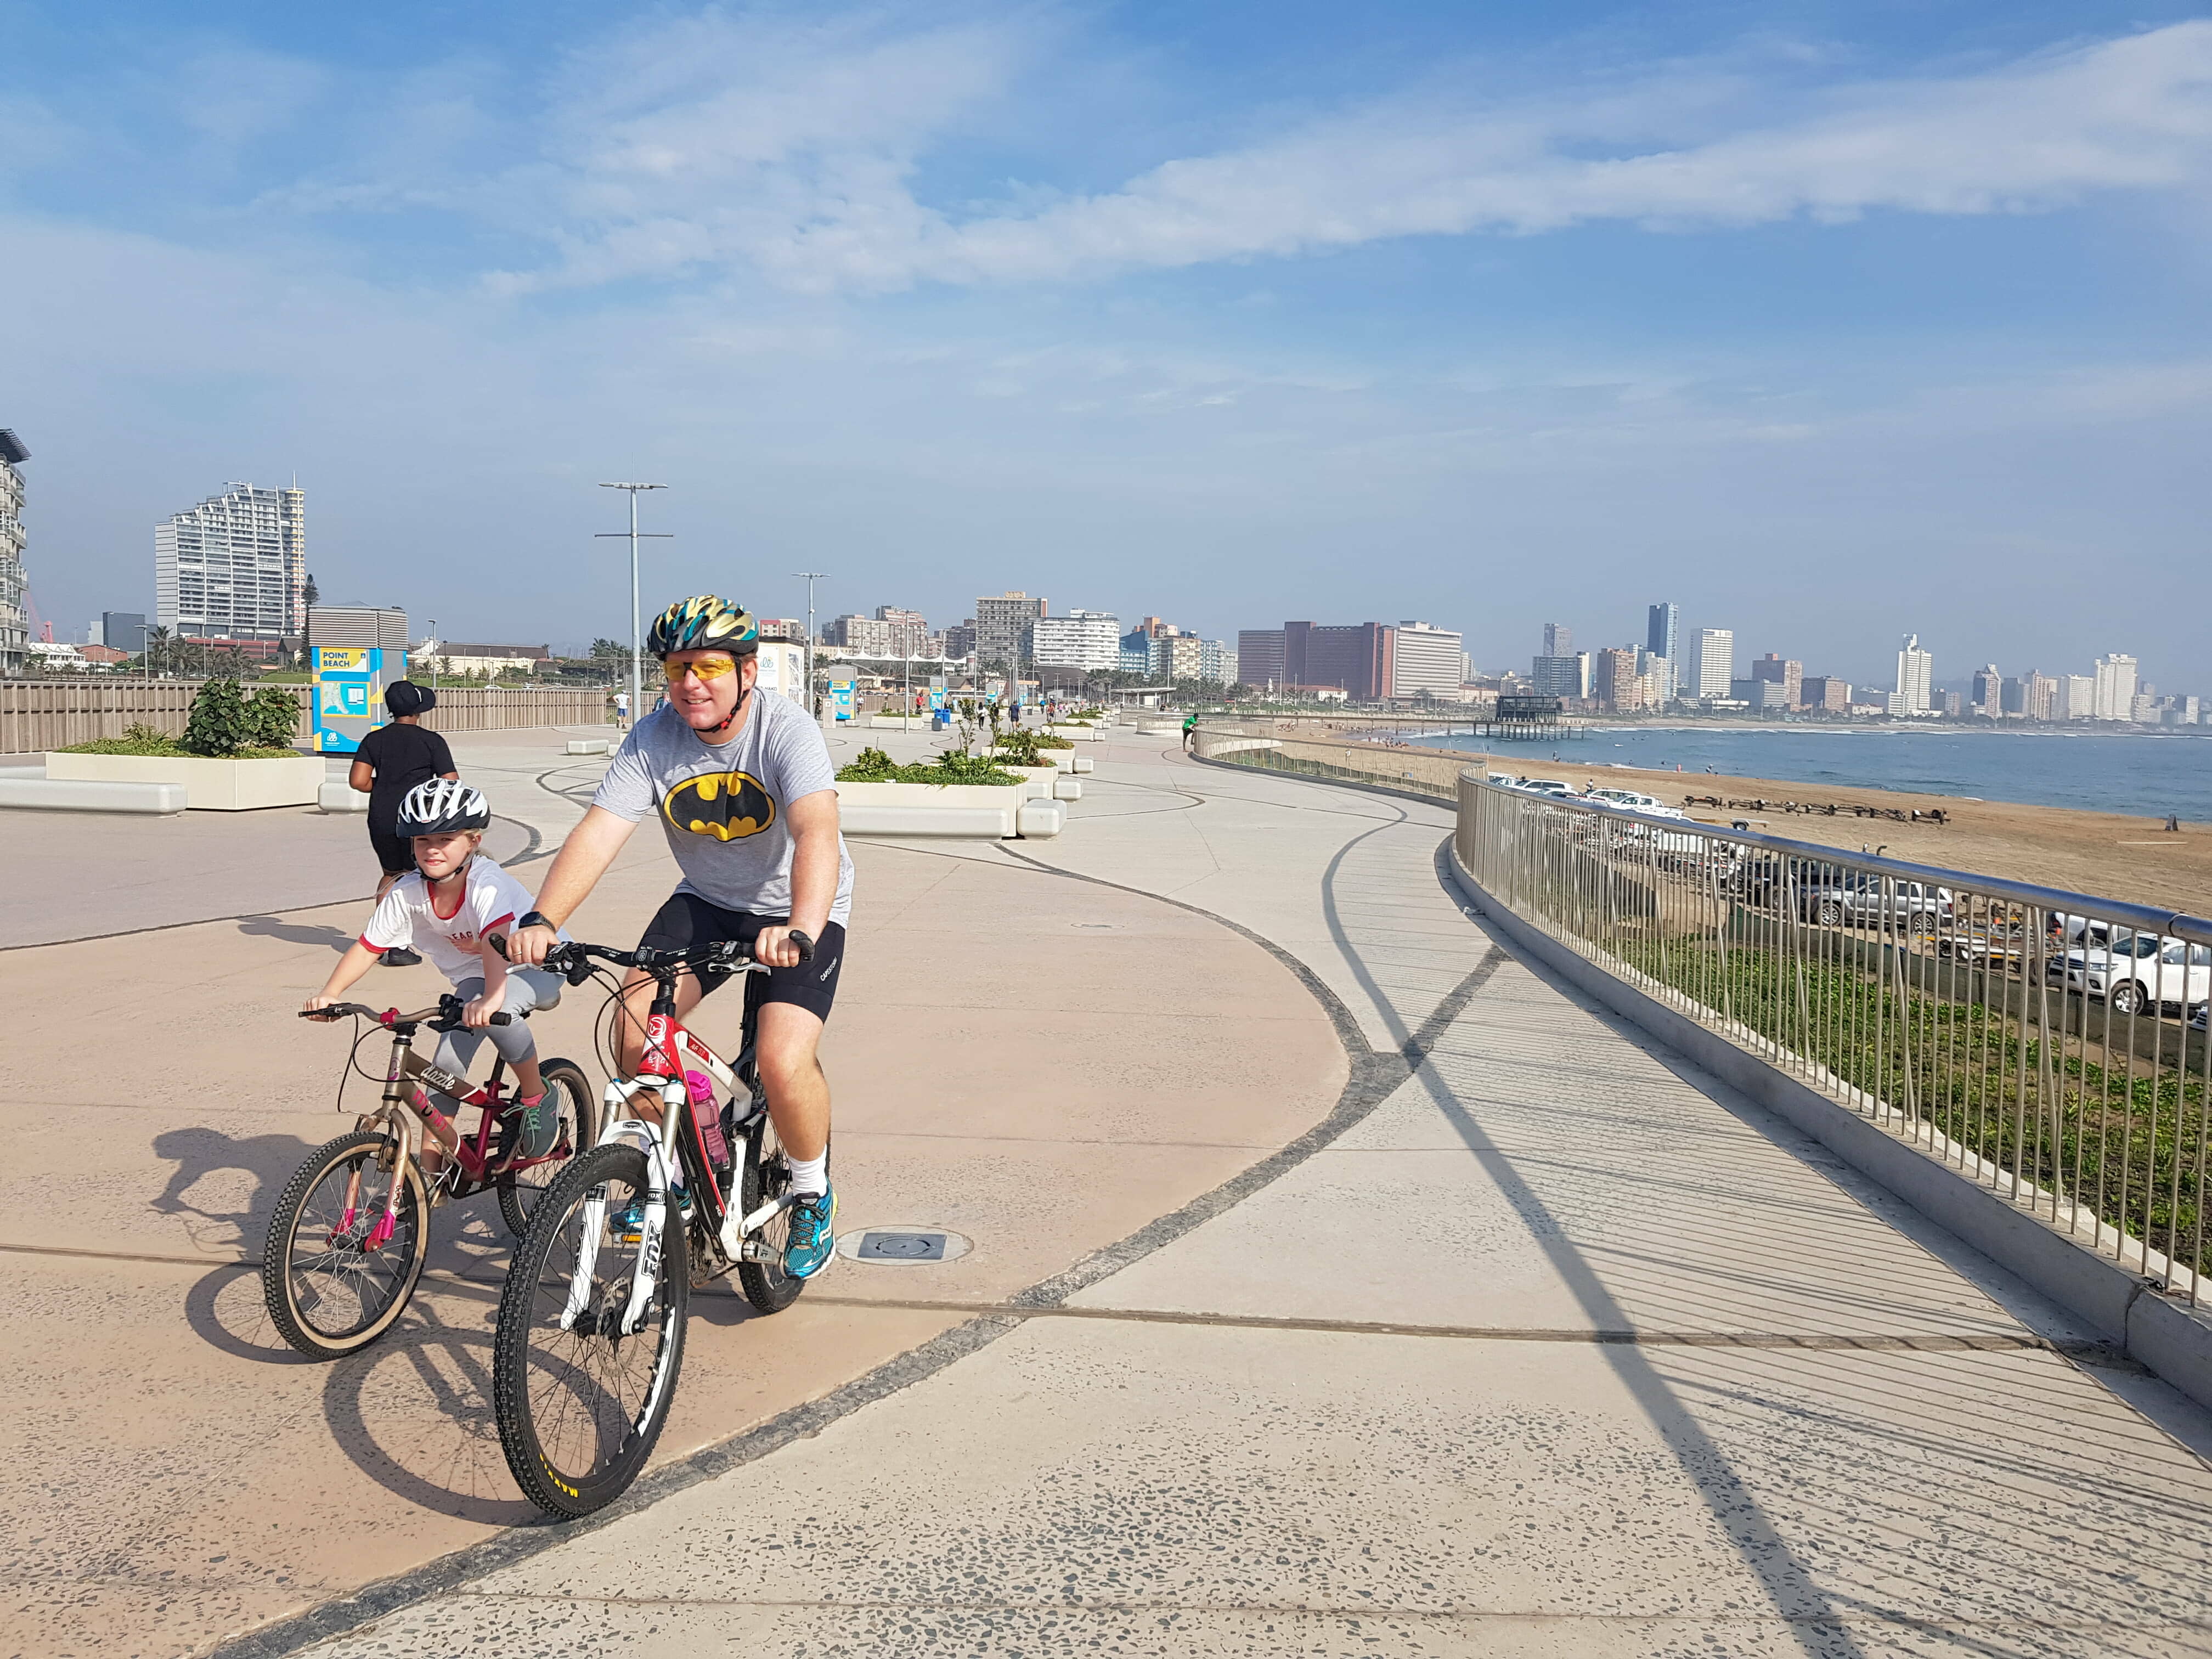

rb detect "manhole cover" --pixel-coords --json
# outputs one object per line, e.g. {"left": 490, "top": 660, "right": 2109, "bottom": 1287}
{"left": 860, "top": 1232, "right": 944, "bottom": 1261}
{"left": 836, "top": 1226, "right": 974, "bottom": 1266}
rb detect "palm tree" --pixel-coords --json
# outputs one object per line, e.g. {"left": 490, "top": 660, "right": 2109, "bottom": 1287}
{"left": 144, "top": 624, "right": 171, "bottom": 677}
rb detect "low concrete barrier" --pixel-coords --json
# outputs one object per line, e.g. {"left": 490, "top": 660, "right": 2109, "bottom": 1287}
{"left": 0, "top": 774, "right": 187, "bottom": 814}
{"left": 565, "top": 738, "right": 611, "bottom": 756}
{"left": 999, "top": 764, "right": 1062, "bottom": 801}
{"left": 44, "top": 752, "right": 324, "bottom": 810}
{"left": 1053, "top": 775, "right": 1082, "bottom": 801}
{"left": 1072, "top": 755, "right": 1093, "bottom": 774}
{"left": 1017, "top": 799, "right": 1066, "bottom": 838}
{"left": 318, "top": 779, "right": 369, "bottom": 813}
{"left": 834, "top": 780, "right": 1022, "bottom": 838}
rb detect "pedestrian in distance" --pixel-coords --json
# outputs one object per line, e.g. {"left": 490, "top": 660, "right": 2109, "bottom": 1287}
{"left": 614, "top": 688, "right": 630, "bottom": 731}
{"left": 349, "top": 680, "right": 458, "bottom": 964}
{"left": 1182, "top": 712, "right": 1198, "bottom": 752}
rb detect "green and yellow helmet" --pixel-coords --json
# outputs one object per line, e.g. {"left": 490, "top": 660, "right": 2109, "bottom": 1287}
{"left": 647, "top": 595, "right": 758, "bottom": 659}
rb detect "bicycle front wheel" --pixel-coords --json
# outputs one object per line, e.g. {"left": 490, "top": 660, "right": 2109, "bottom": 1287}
{"left": 494, "top": 1143, "right": 687, "bottom": 1517}
{"left": 262, "top": 1129, "right": 430, "bottom": 1360}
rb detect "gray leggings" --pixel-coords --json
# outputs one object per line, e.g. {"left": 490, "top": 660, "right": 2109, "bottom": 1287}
{"left": 432, "top": 969, "right": 563, "bottom": 1093}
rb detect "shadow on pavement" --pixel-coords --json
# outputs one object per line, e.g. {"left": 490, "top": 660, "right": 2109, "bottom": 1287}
{"left": 153, "top": 1126, "right": 320, "bottom": 1254}
{"left": 320, "top": 1287, "right": 539, "bottom": 1525}
{"left": 237, "top": 915, "right": 360, "bottom": 952}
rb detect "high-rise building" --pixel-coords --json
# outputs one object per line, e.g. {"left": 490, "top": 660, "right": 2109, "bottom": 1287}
{"left": 1541, "top": 622, "right": 1572, "bottom": 657}
{"left": 1751, "top": 652, "right": 1803, "bottom": 708}
{"left": 1594, "top": 647, "right": 1645, "bottom": 712}
{"left": 0, "top": 429, "right": 27, "bottom": 675}
{"left": 1237, "top": 629, "right": 1286, "bottom": 689}
{"left": 1391, "top": 621, "right": 1464, "bottom": 698}
{"left": 1201, "top": 639, "right": 1237, "bottom": 685}
{"left": 2092, "top": 653, "right": 2139, "bottom": 721}
{"left": 101, "top": 611, "right": 149, "bottom": 656}
{"left": 826, "top": 614, "right": 900, "bottom": 654}
{"left": 155, "top": 482, "right": 306, "bottom": 646}
{"left": 1297, "top": 622, "right": 1393, "bottom": 701}
{"left": 1531, "top": 653, "right": 1590, "bottom": 698}
{"left": 1031, "top": 608, "right": 1121, "bottom": 671}
{"left": 2021, "top": 669, "right": 2060, "bottom": 721}
{"left": 872, "top": 605, "right": 930, "bottom": 658}
{"left": 1691, "top": 629, "right": 1733, "bottom": 699}
{"left": 1645, "top": 603, "right": 1680, "bottom": 703}
{"left": 1894, "top": 634, "right": 1934, "bottom": 714}
{"left": 974, "top": 591, "right": 1046, "bottom": 669}
{"left": 1971, "top": 664, "right": 2003, "bottom": 715}
{"left": 943, "top": 619, "right": 978, "bottom": 659}
{"left": 2063, "top": 674, "right": 2096, "bottom": 720}
{"left": 1801, "top": 676, "right": 1850, "bottom": 712}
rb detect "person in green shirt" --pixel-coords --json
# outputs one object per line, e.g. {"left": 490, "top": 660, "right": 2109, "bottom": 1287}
{"left": 1182, "top": 712, "right": 1198, "bottom": 752}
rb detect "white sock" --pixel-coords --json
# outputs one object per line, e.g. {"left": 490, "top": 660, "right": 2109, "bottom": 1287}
{"left": 787, "top": 1153, "right": 828, "bottom": 1197}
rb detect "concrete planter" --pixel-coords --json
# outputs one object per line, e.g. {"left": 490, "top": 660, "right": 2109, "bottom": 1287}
{"left": 1046, "top": 724, "right": 1102, "bottom": 741}
{"left": 833, "top": 780, "right": 1023, "bottom": 838}
{"left": 867, "top": 715, "right": 929, "bottom": 730}
{"left": 997, "top": 765, "right": 1062, "bottom": 800}
{"left": 46, "top": 752, "right": 324, "bottom": 811}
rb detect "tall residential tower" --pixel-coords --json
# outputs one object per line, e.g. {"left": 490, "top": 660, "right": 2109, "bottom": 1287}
{"left": 155, "top": 482, "right": 306, "bottom": 647}
{"left": 0, "top": 430, "right": 26, "bottom": 674}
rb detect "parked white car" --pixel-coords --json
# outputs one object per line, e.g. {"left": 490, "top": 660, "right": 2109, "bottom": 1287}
{"left": 1581, "top": 787, "right": 1686, "bottom": 819}
{"left": 2063, "top": 932, "right": 2212, "bottom": 1018}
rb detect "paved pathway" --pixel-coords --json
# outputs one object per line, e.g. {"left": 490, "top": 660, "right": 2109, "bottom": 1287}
{"left": 278, "top": 729, "right": 2212, "bottom": 1658}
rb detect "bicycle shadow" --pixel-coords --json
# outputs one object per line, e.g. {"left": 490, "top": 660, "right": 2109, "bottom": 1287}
{"left": 236, "top": 915, "right": 360, "bottom": 952}
{"left": 151, "top": 1126, "right": 319, "bottom": 1259}
{"left": 318, "top": 1282, "right": 541, "bottom": 1525}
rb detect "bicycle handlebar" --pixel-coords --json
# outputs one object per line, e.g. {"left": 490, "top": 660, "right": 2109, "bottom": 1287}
{"left": 298, "top": 997, "right": 511, "bottom": 1029}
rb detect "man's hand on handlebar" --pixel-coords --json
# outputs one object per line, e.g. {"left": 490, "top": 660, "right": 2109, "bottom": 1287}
{"left": 506, "top": 922, "right": 559, "bottom": 968}
{"left": 753, "top": 925, "right": 815, "bottom": 970}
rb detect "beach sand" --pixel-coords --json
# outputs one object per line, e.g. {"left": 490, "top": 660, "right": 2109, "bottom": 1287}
{"left": 1430, "top": 747, "right": 2211, "bottom": 913}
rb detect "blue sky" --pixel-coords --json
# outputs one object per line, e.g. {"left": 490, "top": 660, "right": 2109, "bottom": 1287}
{"left": 2, "top": 0, "right": 2208, "bottom": 689}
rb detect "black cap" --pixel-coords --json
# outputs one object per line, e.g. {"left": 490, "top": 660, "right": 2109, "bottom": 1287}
{"left": 385, "top": 680, "right": 436, "bottom": 716}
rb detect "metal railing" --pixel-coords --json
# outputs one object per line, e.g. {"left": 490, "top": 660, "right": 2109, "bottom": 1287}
{"left": 1455, "top": 776, "right": 2212, "bottom": 1304}
{"left": 1190, "top": 715, "right": 1469, "bottom": 801}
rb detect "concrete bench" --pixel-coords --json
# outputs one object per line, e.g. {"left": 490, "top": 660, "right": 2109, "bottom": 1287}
{"left": 0, "top": 775, "right": 188, "bottom": 815}
{"left": 1017, "top": 798, "right": 1066, "bottom": 838}
{"left": 565, "top": 738, "right": 611, "bottom": 756}
{"left": 318, "top": 779, "right": 370, "bottom": 813}
{"left": 1053, "top": 775, "right": 1082, "bottom": 801}
{"left": 1072, "top": 755, "right": 1094, "bottom": 774}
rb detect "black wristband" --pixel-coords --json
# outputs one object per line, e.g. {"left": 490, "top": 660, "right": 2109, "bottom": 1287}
{"left": 518, "top": 911, "right": 554, "bottom": 932}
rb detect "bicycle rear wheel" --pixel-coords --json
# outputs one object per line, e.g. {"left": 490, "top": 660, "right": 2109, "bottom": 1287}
{"left": 497, "top": 1059, "right": 600, "bottom": 1237}
{"left": 262, "top": 1129, "right": 430, "bottom": 1360}
{"left": 735, "top": 1110, "right": 812, "bottom": 1316}
{"left": 493, "top": 1143, "right": 687, "bottom": 1517}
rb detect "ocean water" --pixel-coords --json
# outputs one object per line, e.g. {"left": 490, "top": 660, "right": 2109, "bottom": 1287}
{"left": 1421, "top": 726, "right": 2212, "bottom": 822}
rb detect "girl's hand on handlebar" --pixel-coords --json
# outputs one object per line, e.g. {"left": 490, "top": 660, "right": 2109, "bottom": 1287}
{"left": 301, "top": 994, "right": 340, "bottom": 1020}
{"left": 464, "top": 994, "right": 498, "bottom": 1030}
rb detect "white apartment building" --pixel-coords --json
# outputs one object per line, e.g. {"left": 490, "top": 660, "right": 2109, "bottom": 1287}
{"left": 1031, "top": 608, "right": 1122, "bottom": 672}
{"left": 1202, "top": 639, "right": 1237, "bottom": 685}
{"left": 156, "top": 482, "right": 306, "bottom": 644}
{"left": 873, "top": 605, "right": 930, "bottom": 658}
{"left": 2093, "top": 653, "right": 2140, "bottom": 721}
{"left": 1391, "top": 620, "right": 1465, "bottom": 698}
{"left": 1691, "top": 628, "right": 1734, "bottom": 699}
{"left": 1894, "top": 633, "right": 1934, "bottom": 714}
{"left": 0, "top": 429, "right": 26, "bottom": 674}
{"left": 2064, "top": 674, "right": 2097, "bottom": 720}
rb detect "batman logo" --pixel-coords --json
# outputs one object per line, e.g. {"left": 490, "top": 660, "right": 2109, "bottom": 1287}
{"left": 663, "top": 769, "right": 776, "bottom": 841}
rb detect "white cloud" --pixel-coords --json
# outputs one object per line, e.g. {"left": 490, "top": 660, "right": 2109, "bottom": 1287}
{"left": 478, "top": 19, "right": 2212, "bottom": 293}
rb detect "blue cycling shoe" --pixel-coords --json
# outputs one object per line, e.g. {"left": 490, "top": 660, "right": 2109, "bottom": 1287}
{"left": 610, "top": 1186, "right": 687, "bottom": 1244}
{"left": 783, "top": 1188, "right": 837, "bottom": 1279}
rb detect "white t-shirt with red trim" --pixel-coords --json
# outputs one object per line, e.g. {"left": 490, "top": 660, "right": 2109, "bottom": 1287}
{"left": 359, "top": 857, "right": 562, "bottom": 985}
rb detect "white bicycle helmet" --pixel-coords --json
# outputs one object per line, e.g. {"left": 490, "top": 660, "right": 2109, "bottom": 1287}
{"left": 394, "top": 778, "right": 491, "bottom": 836}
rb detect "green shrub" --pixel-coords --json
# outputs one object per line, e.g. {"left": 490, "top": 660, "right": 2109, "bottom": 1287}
{"left": 835, "top": 745, "right": 1020, "bottom": 786}
{"left": 171, "top": 679, "right": 301, "bottom": 757}
{"left": 63, "top": 715, "right": 294, "bottom": 759}
{"left": 245, "top": 685, "right": 302, "bottom": 749}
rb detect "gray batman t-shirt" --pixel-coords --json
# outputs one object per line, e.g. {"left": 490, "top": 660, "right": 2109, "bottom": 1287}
{"left": 594, "top": 692, "right": 853, "bottom": 926}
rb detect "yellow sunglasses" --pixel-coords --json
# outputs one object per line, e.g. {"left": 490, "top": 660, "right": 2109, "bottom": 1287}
{"left": 663, "top": 654, "right": 739, "bottom": 683}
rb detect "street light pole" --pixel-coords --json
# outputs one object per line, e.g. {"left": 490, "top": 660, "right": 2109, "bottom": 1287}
{"left": 597, "top": 482, "right": 670, "bottom": 727}
{"left": 793, "top": 571, "right": 827, "bottom": 719}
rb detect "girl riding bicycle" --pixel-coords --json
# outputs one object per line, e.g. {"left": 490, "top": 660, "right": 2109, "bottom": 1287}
{"left": 303, "top": 780, "right": 572, "bottom": 1169}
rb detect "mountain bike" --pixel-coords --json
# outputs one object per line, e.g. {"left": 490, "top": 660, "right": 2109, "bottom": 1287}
{"left": 491, "top": 933, "right": 817, "bottom": 1518}
{"left": 262, "top": 995, "right": 597, "bottom": 1361}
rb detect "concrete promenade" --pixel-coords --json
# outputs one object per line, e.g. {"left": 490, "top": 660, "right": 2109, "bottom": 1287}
{"left": 7, "top": 723, "right": 2212, "bottom": 1656}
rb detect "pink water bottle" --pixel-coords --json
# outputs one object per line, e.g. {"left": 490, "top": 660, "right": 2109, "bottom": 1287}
{"left": 685, "top": 1071, "right": 729, "bottom": 1167}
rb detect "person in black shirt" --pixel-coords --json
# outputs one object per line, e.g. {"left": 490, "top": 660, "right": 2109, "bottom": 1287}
{"left": 351, "top": 682, "right": 459, "bottom": 949}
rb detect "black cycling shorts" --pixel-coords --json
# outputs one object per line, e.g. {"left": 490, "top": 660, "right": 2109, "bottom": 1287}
{"left": 368, "top": 823, "right": 416, "bottom": 876}
{"left": 637, "top": 892, "right": 845, "bottom": 1023}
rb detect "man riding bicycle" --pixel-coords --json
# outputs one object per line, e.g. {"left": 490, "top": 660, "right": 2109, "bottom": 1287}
{"left": 509, "top": 595, "right": 851, "bottom": 1279}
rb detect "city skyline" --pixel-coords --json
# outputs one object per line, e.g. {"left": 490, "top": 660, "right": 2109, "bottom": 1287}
{"left": 2, "top": 4, "right": 2209, "bottom": 687}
